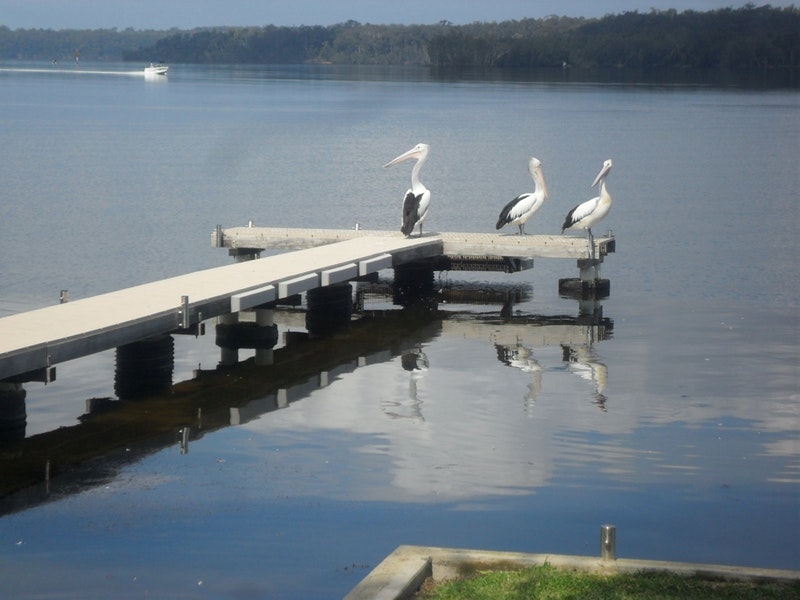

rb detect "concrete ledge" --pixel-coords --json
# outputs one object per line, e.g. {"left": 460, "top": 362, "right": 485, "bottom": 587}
{"left": 344, "top": 546, "right": 431, "bottom": 600}
{"left": 345, "top": 545, "right": 800, "bottom": 599}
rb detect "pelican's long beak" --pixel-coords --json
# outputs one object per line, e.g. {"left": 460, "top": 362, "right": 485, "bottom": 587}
{"left": 591, "top": 159, "right": 613, "bottom": 187}
{"left": 384, "top": 146, "right": 420, "bottom": 168}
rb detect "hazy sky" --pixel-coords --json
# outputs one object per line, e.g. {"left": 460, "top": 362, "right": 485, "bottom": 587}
{"left": 0, "top": 1, "right": 793, "bottom": 30}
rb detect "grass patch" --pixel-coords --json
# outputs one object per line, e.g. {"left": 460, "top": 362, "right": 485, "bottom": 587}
{"left": 414, "top": 563, "right": 800, "bottom": 599}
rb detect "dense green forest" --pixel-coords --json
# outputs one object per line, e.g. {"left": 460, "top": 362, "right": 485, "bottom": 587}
{"left": 1, "top": 5, "right": 797, "bottom": 70}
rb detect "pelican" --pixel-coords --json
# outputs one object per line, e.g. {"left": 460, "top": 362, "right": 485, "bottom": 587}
{"left": 496, "top": 157, "right": 548, "bottom": 235}
{"left": 561, "top": 159, "right": 613, "bottom": 258}
{"left": 384, "top": 143, "right": 431, "bottom": 237}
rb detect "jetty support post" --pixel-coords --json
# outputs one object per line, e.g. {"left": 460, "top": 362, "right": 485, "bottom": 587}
{"left": 557, "top": 233, "right": 614, "bottom": 298}
{"left": 579, "top": 258, "right": 601, "bottom": 283}
{"left": 0, "top": 381, "right": 27, "bottom": 444}
{"left": 254, "top": 307, "right": 275, "bottom": 365}
{"left": 215, "top": 312, "right": 237, "bottom": 365}
{"left": 215, "top": 306, "right": 279, "bottom": 366}
{"left": 559, "top": 258, "right": 610, "bottom": 299}
{"left": 215, "top": 312, "right": 238, "bottom": 366}
{"left": 393, "top": 260, "right": 437, "bottom": 308}
{"left": 114, "top": 335, "right": 175, "bottom": 400}
{"left": 229, "top": 248, "right": 261, "bottom": 262}
{"left": 306, "top": 283, "right": 353, "bottom": 337}
{"left": 219, "top": 281, "right": 281, "bottom": 365}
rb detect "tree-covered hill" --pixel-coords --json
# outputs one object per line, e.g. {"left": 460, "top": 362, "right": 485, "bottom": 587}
{"left": 0, "top": 26, "right": 168, "bottom": 62}
{"left": 1, "top": 5, "right": 797, "bottom": 70}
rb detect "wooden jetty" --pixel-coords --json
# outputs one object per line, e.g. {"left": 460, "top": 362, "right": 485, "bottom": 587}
{"left": 0, "top": 227, "right": 614, "bottom": 384}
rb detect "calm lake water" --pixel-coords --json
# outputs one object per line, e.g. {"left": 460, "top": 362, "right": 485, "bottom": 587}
{"left": 0, "top": 62, "right": 798, "bottom": 598}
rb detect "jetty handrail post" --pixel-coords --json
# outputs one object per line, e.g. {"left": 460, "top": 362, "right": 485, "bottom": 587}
{"left": 180, "top": 295, "right": 190, "bottom": 329}
{"left": 600, "top": 524, "right": 616, "bottom": 561}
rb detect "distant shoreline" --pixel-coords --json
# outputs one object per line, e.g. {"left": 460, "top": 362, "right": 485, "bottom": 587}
{"left": 2, "top": 6, "right": 798, "bottom": 71}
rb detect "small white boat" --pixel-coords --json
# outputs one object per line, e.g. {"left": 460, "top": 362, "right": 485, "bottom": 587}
{"left": 144, "top": 63, "right": 169, "bottom": 76}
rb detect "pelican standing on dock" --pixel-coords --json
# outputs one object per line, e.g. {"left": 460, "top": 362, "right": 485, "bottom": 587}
{"left": 561, "top": 159, "right": 613, "bottom": 258}
{"left": 496, "top": 156, "right": 548, "bottom": 235}
{"left": 384, "top": 143, "right": 431, "bottom": 237}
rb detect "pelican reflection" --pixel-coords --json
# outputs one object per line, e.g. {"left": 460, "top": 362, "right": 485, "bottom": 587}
{"left": 383, "top": 348, "right": 428, "bottom": 421}
{"left": 563, "top": 343, "right": 608, "bottom": 411}
{"left": 496, "top": 343, "right": 542, "bottom": 412}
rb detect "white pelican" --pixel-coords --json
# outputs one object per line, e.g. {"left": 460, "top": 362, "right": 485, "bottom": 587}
{"left": 561, "top": 159, "right": 613, "bottom": 258}
{"left": 384, "top": 143, "right": 431, "bottom": 237}
{"left": 496, "top": 157, "right": 548, "bottom": 235}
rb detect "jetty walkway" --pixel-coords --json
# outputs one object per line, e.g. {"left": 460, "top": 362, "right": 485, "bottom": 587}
{"left": 0, "top": 235, "right": 435, "bottom": 383}
{"left": 0, "top": 228, "right": 614, "bottom": 384}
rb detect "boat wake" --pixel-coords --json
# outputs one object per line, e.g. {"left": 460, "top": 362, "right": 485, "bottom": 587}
{"left": 0, "top": 67, "right": 158, "bottom": 78}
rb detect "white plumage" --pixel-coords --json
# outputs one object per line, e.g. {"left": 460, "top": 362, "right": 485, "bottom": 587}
{"left": 496, "top": 156, "right": 548, "bottom": 235}
{"left": 561, "top": 158, "right": 613, "bottom": 258}
{"left": 383, "top": 143, "right": 431, "bottom": 237}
